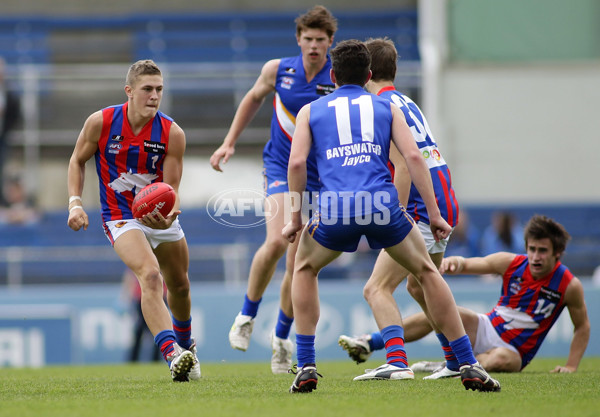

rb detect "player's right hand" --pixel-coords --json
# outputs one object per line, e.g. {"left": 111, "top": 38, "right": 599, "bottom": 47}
{"left": 282, "top": 221, "right": 303, "bottom": 243}
{"left": 550, "top": 365, "right": 576, "bottom": 373}
{"left": 67, "top": 207, "right": 89, "bottom": 231}
{"left": 210, "top": 144, "right": 235, "bottom": 172}
{"left": 439, "top": 256, "right": 465, "bottom": 274}
{"left": 429, "top": 215, "right": 452, "bottom": 242}
{"left": 140, "top": 210, "right": 180, "bottom": 230}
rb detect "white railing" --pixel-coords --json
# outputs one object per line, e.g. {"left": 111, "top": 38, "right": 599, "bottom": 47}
{"left": 0, "top": 243, "right": 251, "bottom": 288}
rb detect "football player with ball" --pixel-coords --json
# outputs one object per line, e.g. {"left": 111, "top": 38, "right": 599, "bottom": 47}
{"left": 67, "top": 59, "right": 200, "bottom": 382}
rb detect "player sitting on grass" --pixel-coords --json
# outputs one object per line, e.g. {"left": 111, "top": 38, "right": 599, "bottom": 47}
{"left": 339, "top": 215, "right": 590, "bottom": 377}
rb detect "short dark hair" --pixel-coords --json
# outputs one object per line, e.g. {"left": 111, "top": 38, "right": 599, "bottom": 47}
{"left": 330, "top": 40, "right": 371, "bottom": 86}
{"left": 524, "top": 214, "right": 571, "bottom": 256}
{"left": 126, "top": 59, "right": 161, "bottom": 87}
{"left": 364, "top": 37, "right": 397, "bottom": 82}
{"left": 295, "top": 5, "right": 338, "bottom": 39}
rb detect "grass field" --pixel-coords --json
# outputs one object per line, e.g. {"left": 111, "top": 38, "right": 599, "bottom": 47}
{"left": 1, "top": 357, "right": 598, "bottom": 417}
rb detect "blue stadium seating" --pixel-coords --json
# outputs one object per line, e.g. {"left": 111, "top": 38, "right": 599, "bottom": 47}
{"left": 132, "top": 11, "right": 419, "bottom": 63}
{"left": 0, "top": 18, "right": 50, "bottom": 64}
{"left": 0, "top": 10, "right": 420, "bottom": 65}
{"left": 462, "top": 204, "right": 600, "bottom": 275}
{"left": 1, "top": 203, "right": 598, "bottom": 286}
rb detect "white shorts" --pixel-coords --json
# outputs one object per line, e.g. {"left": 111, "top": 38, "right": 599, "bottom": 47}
{"left": 473, "top": 313, "right": 520, "bottom": 356}
{"left": 103, "top": 218, "right": 185, "bottom": 249}
{"left": 417, "top": 221, "right": 452, "bottom": 254}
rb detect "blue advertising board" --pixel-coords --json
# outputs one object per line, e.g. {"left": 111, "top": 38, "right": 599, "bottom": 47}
{"left": 0, "top": 280, "right": 598, "bottom": 368}
{"left": 0, "top": 304, "right": 72, "bottom": 366}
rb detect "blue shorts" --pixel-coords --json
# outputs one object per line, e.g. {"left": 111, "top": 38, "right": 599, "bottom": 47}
{"left": 306, "top": 204, "right": 415, "bottom": 252}
{"left": 263, "top": 141, "right": 320, "bottom": 196}
{"left": 262, "top": 165, "right": 321, "bottom": 196}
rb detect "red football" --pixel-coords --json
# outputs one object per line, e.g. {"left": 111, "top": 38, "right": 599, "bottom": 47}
{"left": 131, "top": 182, "right": 176, "bottom": 219}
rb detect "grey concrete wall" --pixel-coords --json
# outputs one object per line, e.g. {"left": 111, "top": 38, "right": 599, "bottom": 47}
{"left": 439, "top": 63, "right": 600, "bottom": 205}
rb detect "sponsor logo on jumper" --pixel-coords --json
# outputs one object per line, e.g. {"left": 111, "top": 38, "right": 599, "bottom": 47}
{"left": 326, "top": 142, "right": 382, "bottom": 167}
{"left": 111, "top": 135, "right": 124, "bottom": 142}
{"left": 143, "top": 141, "right": 166, "bottom": 154}
{"left": 108, "top": 142, "right": 123, "bottom": 154}
{"left": 316, "top": 84, "right": 335, "bottom": 95}
{"left": 509, "top": 276, "right": 523, "bottom": 294}
{"left": 539, "top": 286, "right": 562, "bottom": 304}
{"left": 268, "top": 180, "right": 287, "bottom": 189}
{"left": 281, "top": 76, "right": 294, "bottom": 90}
{"left": 284, "top": 67, "right": 296, "bottom": 74}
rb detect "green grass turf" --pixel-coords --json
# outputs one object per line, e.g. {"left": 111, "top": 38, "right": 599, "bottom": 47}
{"left": 1, "top": 357, "right": 598, "bottom": 417}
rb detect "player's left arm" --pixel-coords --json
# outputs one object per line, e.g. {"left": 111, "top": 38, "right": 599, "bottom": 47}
{"left": 283, "top": 104, "right": 312, "bottom": 243}
{"left": 142, "top": 122, "right": 185, "bottom": 229}
{"left": 550, "top": 276, "right": 590, "bottom": 373}
{"left": 389, "top": 142, "right": 410, "bottom": 207}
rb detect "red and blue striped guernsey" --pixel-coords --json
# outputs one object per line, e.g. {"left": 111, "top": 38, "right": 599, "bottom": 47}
{"left": 487, "top": 255, "right": 573, "bottom": 369}
{"left": 377, "top": 86, "right": 459, "bottom": 227}
{"left": 94, "top": 102, "right": 172, "bottom": 223}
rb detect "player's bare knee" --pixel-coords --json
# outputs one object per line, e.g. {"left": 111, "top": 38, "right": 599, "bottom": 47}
{"left": 482, "top": 359, "right": 512, "bottom": 373}
{"left": 263, "top": 236, "right": 288, "bottom": 258}
{"left": 495, "top": 356, "right": 521, "bottom": 372}
{"left": 479, "top": 350, "right": 521, "bottom": 372}
{"left": 405, "top": 275, "right": 422, "bottom": 298}
{"left": 166, "top": 278, "right": 190, "bottom": 298}
{"left": 363, "top": 279, "right": 390, "bottom": 304}
{"left": 136, "top": 267, "right": 159, "bottom": 283}
{"left": 362, "top": 282, "right": 373, "bottom": 302}
{"left": 138, "top": 269, "right": 164, "bottom": 294}
{"left": 294, "top": 258, "right": 320, "bottom": 277}
{"left": 414, "top": 264, "right": 444, "bottom": 289}
{"left": 362, "top": 280, "right": 377, "bottom": 302}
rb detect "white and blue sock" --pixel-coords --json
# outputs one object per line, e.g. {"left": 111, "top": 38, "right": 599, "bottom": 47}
{"left": 275, "top": 309, "right": 294, "bottom": 339}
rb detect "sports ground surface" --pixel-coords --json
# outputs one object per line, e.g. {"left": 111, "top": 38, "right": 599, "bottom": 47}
{"left": 1, "top": 357, "right": 598, "bottom": 417}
